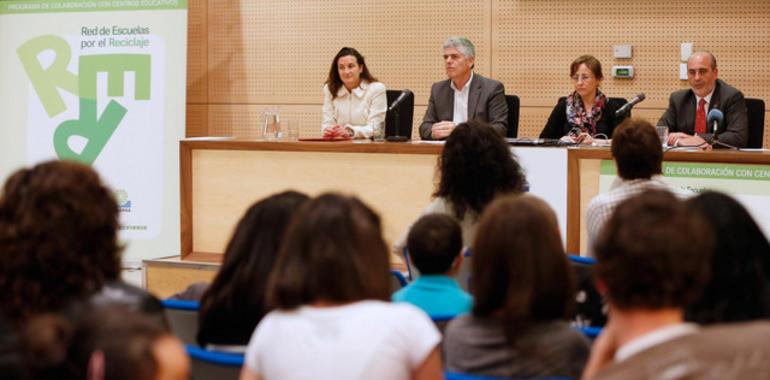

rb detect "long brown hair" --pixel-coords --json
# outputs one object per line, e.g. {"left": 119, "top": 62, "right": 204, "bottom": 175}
{"left": 325, "top": 47, "right": 379, "bottom": 100}
{"left": 471, "top": 194, "right": 574, "bottom": 343}
{"left": 267, "top": 193, "right": 391, "bottom": 309}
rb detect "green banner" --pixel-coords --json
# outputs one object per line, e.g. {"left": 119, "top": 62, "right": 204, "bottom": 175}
{"left": 0, "top": 0, "right": 187, "bottom": 14}
{"left": 600, "top": 160, "right": 770, "bottom": 182}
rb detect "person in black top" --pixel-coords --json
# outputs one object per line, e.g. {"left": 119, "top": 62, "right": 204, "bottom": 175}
{"left": 540, "top": 55, "right": 625, "bottom": 144}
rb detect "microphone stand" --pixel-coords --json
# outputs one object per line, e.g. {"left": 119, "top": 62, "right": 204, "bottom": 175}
{"left": 710, "top": 121, "right": 739, "bottom": 150}
{"left": 386, "top": 108, "right": 408, "bottom": 142}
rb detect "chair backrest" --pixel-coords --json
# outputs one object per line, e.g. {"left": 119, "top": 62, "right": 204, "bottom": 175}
{"left": 576, "top": 325, "right": 602, "bottom": 339}
{"left": 186, "top": 345, "right": 244, "bottom": 380}
{"left": 390, "top": 270, "right": 408, "bottom": 291}
{"left": 385, "top": 89, "right": 415, "bottom": 139}
{"left": 431, "top": 314, "right": 457, "bottom": 334}
{"left": 161, "top": 299, "right": 200, "bottom": 345}
{"left": 745, "top": 98, "right": 765, "bottom": 149}
{"left": 505, "top": 94, "right": 520, "bottom": 138}
{"left": 567, "top": 255, "right": 606, "bottom": 328}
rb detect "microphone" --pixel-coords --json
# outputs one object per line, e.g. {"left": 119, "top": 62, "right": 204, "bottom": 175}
{"left": 386, "top": 89, "right": 412, "bottom": 142}
{"left": 388, "top": 89, "right": 413, "bottom": 112}
{"left": 614, "top": 93, "right": 646, "bottom": 117}
{"left": 707, "top": 108, "right": 723, "bottom": 137}
{"left": 706, "top": 108, "right": 737, "bottom": 150}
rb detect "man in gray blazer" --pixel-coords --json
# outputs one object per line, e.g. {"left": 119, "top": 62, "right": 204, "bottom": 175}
{"left": 419, "top": 37, "right": 508, "bottom": 140}
{"left": 658, "top": 51, "right": 748, "bottom": 148}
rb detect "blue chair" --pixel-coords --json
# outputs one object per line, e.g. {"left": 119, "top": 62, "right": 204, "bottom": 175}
{"left": 567, "top": 254, "right": 595, "bottom": 265}
{"left": 576, "top": 325, "right": 602, "bottom": 339}
{"left": 390, "top": 269, "right": 409, "bottom": 291}
{"left": 161, "top": 299, "right": 200, "bottom": 345}
{"left": 446, "top": 372, "right": 570, "bottom": 380}
{"left": 186, "top": 345, "right": 243, "bottom": 380}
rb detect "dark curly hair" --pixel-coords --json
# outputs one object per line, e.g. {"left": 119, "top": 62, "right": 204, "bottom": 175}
{"left": 434, "top": 120, "right": 526, "bottom": 219}
{"left": 595, "top": 189, "right": 712, "bottom": 310}
{"left": 0, "top": 160, "right": 120, "bottom": 323}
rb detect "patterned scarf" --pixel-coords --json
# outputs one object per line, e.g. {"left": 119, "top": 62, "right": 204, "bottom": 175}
{"left": 566, "top": 90, "right": 607, "bottom": 135}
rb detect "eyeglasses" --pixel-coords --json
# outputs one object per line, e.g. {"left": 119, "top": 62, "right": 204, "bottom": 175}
{"left": 571, "top": 75, "right": 594, "bottom": 83}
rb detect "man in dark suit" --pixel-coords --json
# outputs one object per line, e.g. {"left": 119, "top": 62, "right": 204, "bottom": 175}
{"left": 658, "top": 51, "right": 748, "bottom": 148}
{"left": 419, "top": 37, "right": 508, "bottom": 140}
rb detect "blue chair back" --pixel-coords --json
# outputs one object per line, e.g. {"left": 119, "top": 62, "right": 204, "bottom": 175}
{"left": 186, "top": 345, "right": 243, "bottom": 380}
{"left": 446, "top": 372, "right": 570, "bottom": 380}
{"left": 576, "top": 325, "right": 602, "bottom": 339}
{"left": 161, "top": 299, "right": 200, "bottom": 345}
{"left": 567, "top": 254, "right": 595, "bottom": 265}
{"left": 390, "top": 270, "right": 408, "bottom": 291}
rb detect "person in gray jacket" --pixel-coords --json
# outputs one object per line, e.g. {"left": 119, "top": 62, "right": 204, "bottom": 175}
{"left": 420, "top": 37, "right": 508, "bottom": 140}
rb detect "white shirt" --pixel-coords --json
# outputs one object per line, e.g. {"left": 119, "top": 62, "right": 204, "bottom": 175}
{"left": 614, "top": 323, "right": 698, "bottom": 362}
{"left": 322, "top": 81, "right": 387, "bottom": 139}
{"left": 451, "top": 72, "right": 473, "bottom": 124}
{"left": 244, "top": 300, "right": 441, "bottom": 380}
{"left": 585, "top": 176, "right": 691, "bottom": 257}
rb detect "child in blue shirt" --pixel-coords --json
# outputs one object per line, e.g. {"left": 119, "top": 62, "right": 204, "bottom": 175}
{"left": 392, "top": 214, "right": 472, "bottom": 317}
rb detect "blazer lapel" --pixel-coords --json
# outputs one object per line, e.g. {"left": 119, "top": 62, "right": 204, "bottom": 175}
{"left": 682, "top": 92, "right": 696, "bottom": 134}
{"left": 440, "top": 80, "right": 454, "bottom": 121}
{"left": 467, "top": 75, "right": 482, "bottom": 120}
{"left": 709, "top": 80, "right": 722, "bottom": 112}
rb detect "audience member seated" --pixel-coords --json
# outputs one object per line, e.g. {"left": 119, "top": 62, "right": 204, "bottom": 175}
{"left": 585, "top": 117, "right": 689, "bottom": 256}
{"left": 240, "top": 193, "right": 442, "bottom": 380}
{"left": 583, "top": 189, "right": 717, "bottom": 379}
{"left": 684, "top": 191, "right": 770, "bottom": 324}
{"left": 195, "top": 191, "right": 309, "bottom": 349}
{"left": 540, "top": 55, "right": 625, "bottom": 144}
{"left": 396, "top": 120, "right": 526, "bottom": 252}
{"left": 0, "top": 160, "right": 165, "bottom": 328}
{"left": 322, "top": 47, "right": 387, "bottom": 139}
{"left": 392, "top": 214, "right": 472, "bottom": 317}
{"left": 18, "top": 308, "right": 189, "bottom": 380}
{"left": 444, "top": 194, "right": 590, "bottom": 379}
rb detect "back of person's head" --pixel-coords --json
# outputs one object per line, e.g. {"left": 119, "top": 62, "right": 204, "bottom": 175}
{"left": 199, "top": 191, "right": 309, "bottom": 334}
{"left": 472, "top": 194, "right": 574, "bottom": 340}
{"left": 611, "top": 117, "right": 663, "bottom": 180}
{"left": 268, "top": 193, "right": 391, "bottom": 309}
{"left": 18, "top": 308, "right": 188, "bottom": 380}
{"left": 0, "top": 160, "right": 120, "bottom": 323}
{"left": 684, "top": 191, "right": 770, "bottom": 324}
{"left": 435, "top": 120, "right": 526, "bottom": 220}
{"left": 595, "top": 189, "right": 712, "bottom": 311}
{"left": 406, "top": 214, "right": 462, "bottom": 275}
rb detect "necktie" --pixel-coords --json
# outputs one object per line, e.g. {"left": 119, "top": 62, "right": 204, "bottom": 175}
{"left": 695, "top": 98, "right": 707, "bottom": 134}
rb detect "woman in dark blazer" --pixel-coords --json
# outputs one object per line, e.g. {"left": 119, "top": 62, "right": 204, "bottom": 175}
{"left": 540, "top": 55, "right": 624, "bottom": 144}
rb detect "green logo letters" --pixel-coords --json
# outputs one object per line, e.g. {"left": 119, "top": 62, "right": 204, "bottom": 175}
{"left": 18, "top": 35, "right": 151, "bottom": 164}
